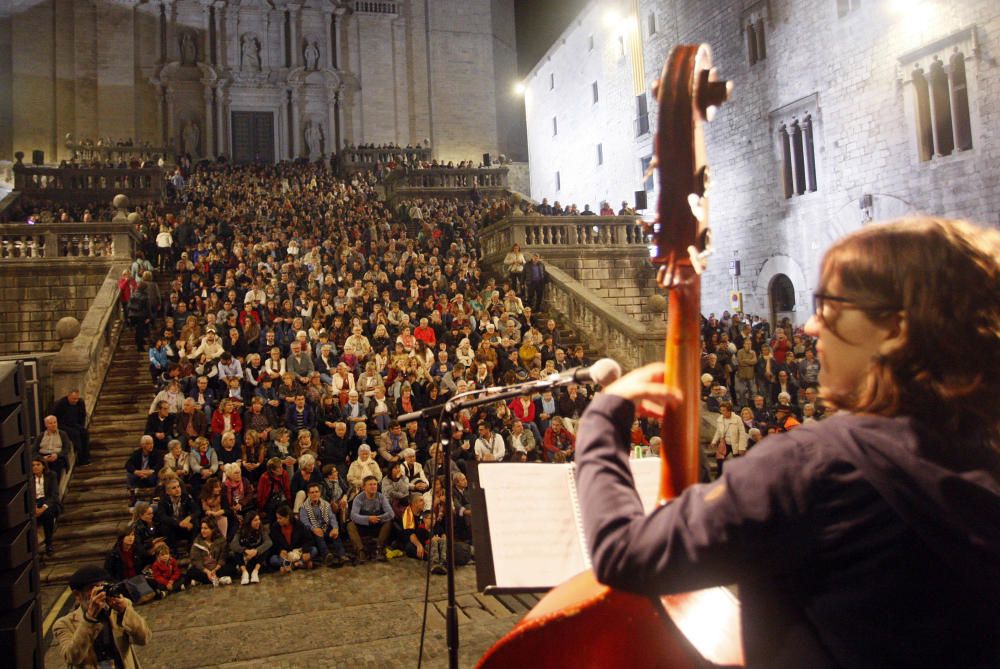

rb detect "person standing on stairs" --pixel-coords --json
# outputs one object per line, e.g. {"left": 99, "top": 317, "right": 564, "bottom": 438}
{"left": 524, "top": 253, "right": 547, "bottom": 312}
{"left": 50, "top": 389, "right": 90, "bottom": 467}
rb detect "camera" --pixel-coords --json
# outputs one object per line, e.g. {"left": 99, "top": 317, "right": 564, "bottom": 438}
{"left": 101, "top": 581, "right": 129, "bottom": 600}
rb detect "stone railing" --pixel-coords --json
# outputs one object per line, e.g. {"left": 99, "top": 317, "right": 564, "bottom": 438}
{"left": 0, "top": 190, "right": 20, "bottom": 223}
{"left": 544, "top": 263, "right": 664, "bottom": 371}
{"left": 384, "top": 166, "right": 509, "bottom": 202}
{"left": 338, "top": 146, "right": 432, "bottom": 173}
{"left": 13, "top": 163, "right": 166, "bottom": 203}
{"left": 0, "top": 221, "right": 142, "bottom": 261}
{"left": 480, "top": 214, "right": 648, "bottom": 266}
{"left": 354, "top": 0, "right": 399, "bottom": 15}
{"left": 64, "top": 139, "right": 174, "bottom": 164}
{"left": 50, "top": 265, "right": 127, "bottom": 420}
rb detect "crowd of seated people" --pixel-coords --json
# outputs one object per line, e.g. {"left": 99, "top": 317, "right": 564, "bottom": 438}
{"left": 98, "top": 158, "right": 821, "bottom": 603}
{"left": 108, "top": 160, "right": 611, "bottom": 597}
{"left": 527, "top": 197, "right": 636, "bottom": 217}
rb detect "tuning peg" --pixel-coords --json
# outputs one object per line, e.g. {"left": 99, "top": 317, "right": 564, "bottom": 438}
{"left": 687, "top": 193, "right": 705, "bottom": 223}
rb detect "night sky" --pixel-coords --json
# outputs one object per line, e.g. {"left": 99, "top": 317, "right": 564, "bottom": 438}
{"left": 515, "top": 0, "right": 591, "bottom": 76}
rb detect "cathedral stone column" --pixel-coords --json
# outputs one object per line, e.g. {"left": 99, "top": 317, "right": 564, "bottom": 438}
{"left": 289, "top": 3, "right": 302, "bottom": 68}
{"left": 203, "top": 87, "right": 215, "bottom": 157}
{"left": 290, "top": 88, "right": 302, "bottom": 158}
{"left": 200, "top": 0, "right": 212, "bottom": 65}
{"left": 213, "top": 1, "right": 226, "bottom": 67}
{"left": 328, "top": 92, "right": 339, "bottom": 153}
{"left": 217, "top": 86, "right": 229, "bottom": 156}
{"left": 324, "top": 9, "right": 335, "bottom": 69}
{"left": 165, "top": 88, "right": 176, "bottom": 152}
{"left": 164, "top": 0, "right": 177, "bottom": 62}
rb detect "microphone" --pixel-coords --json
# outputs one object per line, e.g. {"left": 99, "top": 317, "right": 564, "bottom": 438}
{"left": 544, "top": 358, "right": 622, "bottom": 388}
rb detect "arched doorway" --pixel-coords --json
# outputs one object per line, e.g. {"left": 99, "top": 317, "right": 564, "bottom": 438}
{"left": 769, "top": 273, "right": 796, "bottom": 330}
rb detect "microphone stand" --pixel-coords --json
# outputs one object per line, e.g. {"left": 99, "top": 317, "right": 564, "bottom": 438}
{"left": 401, "top": 379, "right": 586, "bottom": 669}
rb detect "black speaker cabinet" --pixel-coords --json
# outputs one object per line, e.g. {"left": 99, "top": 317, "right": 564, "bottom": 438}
{"left": 634, "top": 190, "right": 648, "bottom": 210}
{"left": 0, "top": 362, "right": 23, "bottom": 408}
{"left": 31, "top": 150, "right": 44, "bottom": 166}
{"left": 482, "top": 152, "right": 492, "bottom": 167}
{"left": 0, "top": 404, "right": 25, "bottom": 450}
{"left": 0, "top": 561, "right": 39, "bottom": 611}
{"left": 0, "top": 601, "right": 42, "bottom": 669}
{"left": 0, "top": 442, "right": 28, "bottom": 489}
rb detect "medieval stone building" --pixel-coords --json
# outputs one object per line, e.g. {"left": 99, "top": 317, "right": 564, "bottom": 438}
{"left": 0, "top": 0, "right": 524, "bottom": 164}
{"left": 524, "top": 0, "right": 1000, "bottom": 323}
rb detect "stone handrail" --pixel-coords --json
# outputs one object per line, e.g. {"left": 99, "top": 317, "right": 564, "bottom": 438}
{"left": 339, "top": 146, "right": 432, "bottom": 171}
{"left": 13, "top": 164, "right": 166, "bottom": 203}
{"left": 354, "top": 0, "right": 399, "bottom": 15}
{"left": 64, "top": 140, "right": 174, "bottom": 164}
{"left": 543, "top": 263, "right": 664, "bottom": 371}
{"left": 0, "top": 222, "right": 142, "bottom": 261}
{"left": 480, "top": 214, "right": 648, "bottom": 266}
{"left": 50, "top": 264, "right": 127, "bottom": 418}
{"left": 0, "top": 190, "right": 20, "bottom": 223}
{"left": 384, "top": 167, "right": 510, "bottom": 203}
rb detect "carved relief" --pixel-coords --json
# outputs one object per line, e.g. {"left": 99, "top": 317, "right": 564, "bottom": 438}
{"left": 241, "top": 34, "right": 261, "bottom": 72}
{"left": 304, "top": 41, "right": 321, "bottom": 71}
{"left": 180, "top": 31, "right": 198, "bottom": 65}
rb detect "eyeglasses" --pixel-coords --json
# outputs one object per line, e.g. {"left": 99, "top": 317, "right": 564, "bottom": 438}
{"left": 812, "top": 292, "right": 899, "bottom": 324}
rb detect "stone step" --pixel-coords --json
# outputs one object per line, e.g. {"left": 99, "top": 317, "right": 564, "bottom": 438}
{"left": 63, "top": 487, "right": 130, "bottom": 505}
{"left": 69, "top": 472, "right": 126, "bottom": 488}
{"left": 57, "top": 519, "right": 131, "bottom": 542}
{"left": 41, "top": 559, "right": 104, "bottom": 585}
{"left": 42, "top": 538, "right": 112, "bottom": 564}
{"left": 60, "top": 503, "right": 129, "bottom": 524}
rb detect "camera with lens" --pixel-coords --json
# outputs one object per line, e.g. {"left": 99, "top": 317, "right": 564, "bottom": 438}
{"left": 101, "top": 581, "right": 129, "bottom": 600}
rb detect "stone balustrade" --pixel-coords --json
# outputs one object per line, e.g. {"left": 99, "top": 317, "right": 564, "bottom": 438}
{"left": 384, "top": 166, "right": 510, "bottom": 202}
{"left": 64, "top": 140, "right": 174, "bottom": 164}
{"left": 543, "top": 263, "right": 664, "bottom": 370}
{"left": 338, "top": 145, "right": 432, "bottom": 172}
{"left": 13, "top": 163, "right": 166, "bottom": 203}
{"left": 0, "top": 222, "right": 141, "bottom": 261}
{"left": 354, "top": 0, "right": 400, "bottom": 16}
{"left": 480, "top": 214, "right": 648, "bottom": 266}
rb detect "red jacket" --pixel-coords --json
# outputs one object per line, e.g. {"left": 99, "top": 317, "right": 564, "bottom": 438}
{"left": 211, "top": 410, "right": 243, "bottom": 436}
{"left": 257, "top": 470, "right": 291, "bottom": 511}
{"left": 509, "top": 397, "right": 536, "bottom": 423}
{"left": 151, "top": 556, "right": 182, "bottom": 587}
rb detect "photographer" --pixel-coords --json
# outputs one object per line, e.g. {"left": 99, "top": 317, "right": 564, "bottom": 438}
{"left": 53, "top": 565, "right": 150, "bottom": 669}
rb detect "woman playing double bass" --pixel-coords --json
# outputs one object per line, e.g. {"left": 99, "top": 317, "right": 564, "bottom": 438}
{"left": 575, "top": 217, "right": 1000, "bottom": 668}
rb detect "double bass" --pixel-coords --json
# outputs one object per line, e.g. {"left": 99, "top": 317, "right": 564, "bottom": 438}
{"left": 477, "top": 44, "right": 742, "bottom": 668}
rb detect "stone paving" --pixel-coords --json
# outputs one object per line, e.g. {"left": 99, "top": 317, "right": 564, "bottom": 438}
{"left": 44, "top": 558, "right": 530, "bottom": 669}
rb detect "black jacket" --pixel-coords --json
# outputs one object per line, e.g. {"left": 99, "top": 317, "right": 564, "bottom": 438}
{"left": 268, "top": 518, "right": 315, "bottom": 554}
{"left": 124, "top": 448, "right": 164, "bottom": 474}
{"left": 155, "top": 493, "right": 200, "bottom": 533}
{"left": 576, "top": 394, "right": 1000, "bottom": 669}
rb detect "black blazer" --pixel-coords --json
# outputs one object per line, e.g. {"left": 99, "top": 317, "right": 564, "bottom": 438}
{"left": 268, "top": 518, "right": 315, "bottom": 554}
{"left": 32, "top": 471, "right": 60, "bottom": 514}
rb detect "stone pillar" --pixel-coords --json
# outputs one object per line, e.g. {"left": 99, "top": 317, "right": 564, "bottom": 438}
{"left": 290, "top": 88, "right": 302, "bottom": 158}
{"left": 289, "top": 4, "right": 301, "bottom": 68}
{"left": 324, "top": 10, "right": 335, "bottom": 69}
{"left": 201, "top": 0, "right": 212, "bottom": 65}
{"left": 217, "top": 86, "right": 229, "bottom": 156}
{"left": 164, "top": 0, "right": 176, "bottom": 62}
{"left": 165, "top": 88, "right": 176, "bottom": 152}
{"left": 157, "top": 87, "right": 167, "bottom": 146}
{"left": 327, "top": 92, "right": 339, "bottom": 153}
{"left": 203, "top": 86, "right": 215, "bottom": 157}
{"left": 213, "top": 1, "right": 226, "bottom": 67}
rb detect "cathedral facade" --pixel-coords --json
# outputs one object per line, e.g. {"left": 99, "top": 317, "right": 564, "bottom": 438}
{"left": 524, "top": 0, "right": 1000, "bottom": 324}
{"left": 0, "top": 0, "right": 523, "bottom": 164}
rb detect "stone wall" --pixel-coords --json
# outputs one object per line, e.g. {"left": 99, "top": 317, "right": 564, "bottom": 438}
{"left": 0, "top": 262, "right": 112, "bottom": 355}
{"left": 0, "top": 0, "right": 524, "bottom": 164}
{"left": 541, "top": 249, "right": 660, "bottom": 324}
{"left": 524, "top": 0, "right": 1000, "bottom": 326}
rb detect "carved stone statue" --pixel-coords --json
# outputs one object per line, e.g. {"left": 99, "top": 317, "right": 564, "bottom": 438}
{"left": 180, "top": 32, "right": 197, "bottom": 65}
{"left": 305, "top": 121, "right": 323, "bottom": 159}
{"left": 242, "top": 35, "right": 261, "bottom": 72}
{"left": 304, "top": 41, "right": 320, "bottom": 71}
{"left": 182, "top": 120, "right": 200, "bottom": 157}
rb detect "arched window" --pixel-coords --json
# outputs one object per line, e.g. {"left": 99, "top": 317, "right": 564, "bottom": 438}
{"left": 756, "top": 19, "right": 766, "bottom": 60}
{"left": 746, "top": 23, "right": 758, "bottom": 66}
{"left": 769, "top": 274, "right": 796, "bottom": 327}
{"left": 911, "top": 64, "right": 934, "bottom": 161}
{"left": 803, "top": 114, "right": 818, "bottom": 192}
{"left": 928, "top": 57, "right": 954, "bottom": 157}
{"left": 779, "top": 123, "right": 793, "bottom": 199}
{"left": 791, "top": 120, "right": 806, "bottom": 196}
{"left": 950, "top": 51, "right": 973, "bottom": 151}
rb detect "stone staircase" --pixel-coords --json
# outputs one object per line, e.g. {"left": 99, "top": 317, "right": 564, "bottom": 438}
{"left": 40, "top": 336, "right": 149, "bottom": 585}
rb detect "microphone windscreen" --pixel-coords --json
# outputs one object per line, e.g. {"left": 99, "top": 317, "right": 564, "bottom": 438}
{"left": 590, "top": 358, "right": 622, "bottom": 386}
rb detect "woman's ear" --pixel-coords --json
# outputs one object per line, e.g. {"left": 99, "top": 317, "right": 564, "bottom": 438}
{"left": 877, "top": 312, "right": 909, "bottom": 357}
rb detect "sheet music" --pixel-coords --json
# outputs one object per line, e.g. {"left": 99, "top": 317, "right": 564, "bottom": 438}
{"left": 477, "top": 463, "right": 588, "bottom": 590}
{"left": 629, "top": 457, "right": 665, "bottom": 514}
